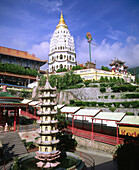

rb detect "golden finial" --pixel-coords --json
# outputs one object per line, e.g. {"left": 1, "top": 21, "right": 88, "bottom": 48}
{"left": 56, "top": 12, "right": 68, "bottom": 29}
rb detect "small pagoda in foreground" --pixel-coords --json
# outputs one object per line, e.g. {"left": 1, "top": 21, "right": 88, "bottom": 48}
{"left": 35, "top": 78, "right": 61, "bottom": 168}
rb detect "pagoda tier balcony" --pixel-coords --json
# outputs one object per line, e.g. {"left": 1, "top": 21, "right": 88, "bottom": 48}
{"left": 37, "top": 139, "right": 60, "bottom": 146}
{"left": 40, "top": 102, "right": 57, "bottom": 107}
{"left": 37, "top": 129, "right": 59, "bottom": 135}
{"left": 37, "top": 111, "right": 57, "bottom": 115}
{"left": 36, "top": 150, "right": 61, "bottom": 157}
{"left": 40, "top": 88, "right": 56, "bottom": 92}
{"left": 37, "top": 120, "right": 58, "bottom": 124}
{"left": 39, "top": 94, "right": 57, "bottom": 98}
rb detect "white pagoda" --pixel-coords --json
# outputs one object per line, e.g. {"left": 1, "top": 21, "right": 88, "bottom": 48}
{"left": 48, "top": 12, "right": 76, "bottom": 73}
{"left": 35, "top": 78, "right": 61, "bottom": 168}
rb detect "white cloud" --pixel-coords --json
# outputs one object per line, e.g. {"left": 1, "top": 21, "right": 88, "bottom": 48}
{"left": 32, "top": 0, "right": 63, "bottom": 12}
{"left": 28, "top": 41, "right": 50, "bottom": 70}
{"left": 76, "top": 36, "right": 139, "bottom": 69}
{"left": 107, "top": 27, "right": 125, "bottom": 40}
{"left": 126, "top": 36, "right": 136, "bottom": 43}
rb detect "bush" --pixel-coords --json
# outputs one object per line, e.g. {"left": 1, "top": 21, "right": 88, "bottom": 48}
{"left": 84, "top": 80, "right": 91, "bottom": 87}
{"left": 104, "top": 95, "right": 108, "bottom": 99}
{"left": 82, "top": 101, "right": 90, "bottom": 106}
{"left": 113, "top": 102, "right": 120, "bottom": 108}
{"left": 75, "top": 101, "right": 82, "bottom": 106}
{"left": 109, "top": 107, "right": 116, "bottom": 112}
{"left": 111, "top": 95, "right": 115, "bottom": 99}
{"left": 91, "top": 85, "right": 98, "bottom": 87}
{"left": 100, "top": 83, "right": 108, "bottom": 87}
{"left": 111, "top": 85, "right": 137, "bottom": 93}
{"left": 90, "top": 101, "right": 97, "bottom": 107}
{"left": 56, "top": 68, "right": 68, "bottom": 72}
{"left": 105, "top": 103, "right": 112, "bottom": 107}
{"left": 121, "top": 102, "right": 130, "bottom": 108}
{"left": 69, "top": 100, "right": 75, "bottom": 105}
{"left": 124, "top": 93, "right": 139, "bottom": 99}
{"left": 100, "top": 87, "right": 106, "bottom": 93}
{"left": 126, "top": 112, "right": 134, "bottom": 116}
{"left": 130, "top": 101, "right": 139, "bottom": 108}
{"left": 76, "top": 84, "right": 84, "bottom": 88}
{"left": 98, "top": 102, "right": 104, "bottom": 107}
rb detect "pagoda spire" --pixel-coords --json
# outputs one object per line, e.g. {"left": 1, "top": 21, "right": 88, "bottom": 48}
{"left": 56, "top": 12, "right": 68, "bottom": 29}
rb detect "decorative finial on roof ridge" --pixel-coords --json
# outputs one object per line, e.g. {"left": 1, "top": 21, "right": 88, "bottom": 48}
{"left": 3, "top": 85, "right": 7, "bottom": 92}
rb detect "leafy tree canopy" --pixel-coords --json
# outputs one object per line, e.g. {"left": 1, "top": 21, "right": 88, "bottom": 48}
{"left": 101, "top": 65, "right": 110, "bottom": 71}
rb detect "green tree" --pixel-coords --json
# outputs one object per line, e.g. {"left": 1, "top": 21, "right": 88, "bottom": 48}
{"left": 101, "top": 66, "right": 110, "bottom": 71}
{"left": 84, "top": 80, "right": 91, "bottom": 87}
{"left": 55, "top": 108, "right": 68, "bottom": 131}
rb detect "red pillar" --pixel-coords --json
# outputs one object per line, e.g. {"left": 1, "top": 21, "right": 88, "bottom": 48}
{"left": 34, "top": 107, "right": 36, "bottom": 116}
{"left": 82, "top": 116, "right": 84, "bottom": 130}
{"left": 14, "top": 108, "right": 17, "bottom": 131}
{"left": 116, "top": 123, "right": 119, "bottom": 144}
{"left": 101, "top": 120, "right": 103, "bottom": 133}
{"left": 92, "top": 119, "right": 94, "bottom": 141}
{"left": 0, "top": 106, "right": 1, "bottom": 125}
{"left": 72, "top": 116, "right": 74, "bottom": 134}
{"left": 17, "top": 108, "right": 19, "bottom": 132}
{"left": 26, "top": 106, "right": 28, "bottom": 116}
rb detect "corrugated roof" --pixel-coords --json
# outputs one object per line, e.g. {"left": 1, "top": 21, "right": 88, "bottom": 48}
{"left": 61, "top": 106, "right": 81, "bottom": 113}
{"left": 0, "top": 46, "right": 47, "bottom": 62}
{"left": 29, "top": 101, "right": 41, "bottom": 106}
{"left": 57, "top": 105, "right": 65, "bottom": 109}
{"left": 75, "top": 109, "right": 101, "bottom": 117}
{"left": 119, "top": 116, "right": 139, "bottom": 125}
{"left": 94, "top": 112, "right": 126, "bottom": 121}
{"left": 21, "top": 99, "right": 32, "bottom": 104}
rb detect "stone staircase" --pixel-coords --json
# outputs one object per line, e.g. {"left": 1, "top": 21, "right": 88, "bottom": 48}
{"left": 0, "top": 131, "right": 27, "bottom": 161}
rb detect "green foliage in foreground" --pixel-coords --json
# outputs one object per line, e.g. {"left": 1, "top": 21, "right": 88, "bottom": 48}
{"left": 69, "top": 100, "right": 139, "bottom": 108}
{"left": 0, "top": 63, "right": 38, "bottom": 77}
{"left": 39, "top": 71, "right": 83, "bottom": 90}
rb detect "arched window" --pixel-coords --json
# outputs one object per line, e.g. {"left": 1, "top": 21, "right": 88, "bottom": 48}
{"left": 57, "top": 55, "right": 58, "bottom": 59}
{"left": 64, "top": 55, "right": 66, "bottom": 59}
{"left": 60, "top": 64, "right": 63, "bottom": 68}
{"left": 60, "top": 54, "right": 63, "bottom": 59}
{"left": 69, "top": 55, "right": 71, "bottom": 60}
{"left": 60, "top": 46, "right": 62, "bottom": 50}
{"left": 45, "top": 148, "right": 48, "bottom": 152}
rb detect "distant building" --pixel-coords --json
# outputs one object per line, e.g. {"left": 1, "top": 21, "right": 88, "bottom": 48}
{"left": 109, "top": 57, "right": 128, "bottom": 74}
{"left": 0, "top": 46, "right": 47, "bottom": 87}
{"left": 48, "top": 12, "right": 76, "bottom": 73}
{"left": 51, "top": 58, "right": 135, "bottom": 83}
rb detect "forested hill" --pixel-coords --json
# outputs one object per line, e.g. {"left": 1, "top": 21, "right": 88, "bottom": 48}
{"left": 128, "top": 67, "right": 139, "bottom": 76}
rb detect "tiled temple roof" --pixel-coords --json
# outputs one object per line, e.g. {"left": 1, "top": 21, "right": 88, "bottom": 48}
{"left": 0, "top": 46, "right": 47, "bottom": 63}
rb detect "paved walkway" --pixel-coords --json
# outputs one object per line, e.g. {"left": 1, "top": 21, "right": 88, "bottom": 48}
{"left": 76, "top": 147, "right": 118, "bottom": 170}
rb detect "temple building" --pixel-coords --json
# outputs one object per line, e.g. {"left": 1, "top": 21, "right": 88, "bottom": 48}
{"left": 0, "top": 46, "right": 47, "bottom": 87}
{"left": 48, "top": 12, "right": 76, "bottom": 73}
{"left": 109, "top": 57, "right": 128, "bottom": 74}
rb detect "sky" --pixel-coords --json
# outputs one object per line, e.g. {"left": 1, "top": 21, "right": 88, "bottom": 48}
{"left": 0, "top": 0, "right": 139, "bottom": 70}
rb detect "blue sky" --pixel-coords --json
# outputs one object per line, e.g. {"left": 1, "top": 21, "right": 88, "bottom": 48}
{"left": 0, "top": 0, "right": 139, "bottom": 69}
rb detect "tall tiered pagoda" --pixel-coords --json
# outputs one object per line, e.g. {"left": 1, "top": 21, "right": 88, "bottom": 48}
{"left": 48, "top": 12, "right": 76, "bottom": 73}
{"left": 35, "top": 78, "right": 60, "bottom": 168}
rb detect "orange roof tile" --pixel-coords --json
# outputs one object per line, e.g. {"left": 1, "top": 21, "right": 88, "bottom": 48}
{"left": 0, "top": 46, "right": 47, "bottom": 63}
